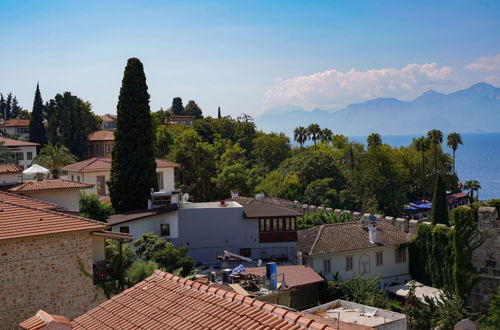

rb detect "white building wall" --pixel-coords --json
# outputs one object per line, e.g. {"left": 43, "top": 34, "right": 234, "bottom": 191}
{"left": 21, "top": 190, "right": 82, "bottom": 211}
{"left": 7, "top": 145, "right": 37, "bottom": 170}
{"left": 0, "top": 173, "right": 21, "bottom": 186}
{"left": 111, "top": 211, "right": 179, "bottom": 240}
{"left": 308, "top": 245, "right": 410, "bottom": 287}
{"left": 160, "top": 168, "right": 175, "bottom": 192}
{"left": 92, "top": 236, "right": 106, "bottom": 264}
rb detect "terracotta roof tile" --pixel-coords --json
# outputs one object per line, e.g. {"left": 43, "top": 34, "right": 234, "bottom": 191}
{"left": 230, "top": 196, "right": 301, "bottom": 218}
{"left": 0, "top": 199, "right": 106, "bottom": 240}
{"left": 0, "top": 136, "right": 39, "bottom": 147}
{"left": 297, "top": 221, "right": 410, "bottom": 256}
{"left": 3, "top": 119, "right": 30, "bottom": 127}
{"left": 62, "top": 157, "right": 179, "bottom": 173}
{"left": 243, "top": 265, "right": 324, "bottom": 289}
{"left": 88, "top": 130, "right": 115, "bottom": 141}
{"left": 8, "top": 179, "right": 94, "bottom": 192}
{"left": 19, "top": 310, "right": 73, "bottom": 329}
{"left": 0, "top": 191, "right": 58, "bottom": 209}
{"left": 0, "top": 163, "right": 22, "bottom": 173}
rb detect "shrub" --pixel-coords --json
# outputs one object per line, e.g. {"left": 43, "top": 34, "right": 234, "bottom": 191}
{"left": 297, "top": 211, "right": 350, "bottom": 230}
{"left": 134, "top": 232, "right": 168, "bottom": 260}
{"left": 152, "top": 243, "right": 194, "bottom": 277}
{"left": 126, "top": 260, "right": 158, "bottom": 286}
{"left": 79, "top": 192, "right": 114, "bottom": 222}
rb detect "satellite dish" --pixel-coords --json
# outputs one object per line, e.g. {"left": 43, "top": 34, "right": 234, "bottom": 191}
{"left": 453, "top": 319, "right": 477, "bottom": 330}
{"left": 182, "top": 193, "right": 190, "bottom": 203}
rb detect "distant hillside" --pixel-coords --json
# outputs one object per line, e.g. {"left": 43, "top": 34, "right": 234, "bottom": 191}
{"left": 256, "top": 83, "right": 500, "bottom": 136}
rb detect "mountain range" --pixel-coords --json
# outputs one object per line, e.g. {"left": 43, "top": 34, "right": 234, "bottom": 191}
{"left": 255, "top": 83, "right": 500, "bottom": 136}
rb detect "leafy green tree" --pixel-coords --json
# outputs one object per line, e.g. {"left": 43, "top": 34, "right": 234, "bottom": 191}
{"left": 155, "top": 125, "right": 174, "bottom": 158}
{"left": 255, "top": 170, "right": 301, "bottom": 201}
{"left": 0, "top": 92, "right": 23, "bottom": 120}
{"left": 446, "top": 132, "right": 462, "bottom": 174}
{"left": 34, "top": 142, "right": 77, "bottom": 178}
{"left": 307, "top": 123, "right": 321, "bottom": 148}
{"left": 170, "top": 97, "right": 184, "bottom": 115}
{"left": 427, "top": 129, "right": 443, "bottom": 175}
{"left": 319, "top": 128, "right": 333, "bottom": 145}
{"left": 332, "top": 134, "right": 348, "bottom": 149}
{"left": 414, "top": 136, "right": 430, "bottom": 197}
{"left": 404, "top": 282, "right": 433, "bottom": 329}
{"left": 485, "top": 287, "right": 500, "bottom": 328}
{"left": 303, "top": 178, "right": 340, "bottom": 208}
{"left": 0, "top": 142, "right": 14, "bottom": 163}
{"left": 134, "top": 232, "right": 168, "bottom": 261}
{"left": 430, "top": 174, "right": 449, "bottom": 225}
{"left": 328, "top": 275, "right": 389, "bottom": 308}
{"left": 109, "top": 58, "right": 158, "bottom": 212}
{"left": 18, "top": 109, "right": 31, "bottom": 120}
{"left": 252, "top": 132, "right": 291, "bottom": 172}
{"left": 184, "top": 100, "right": 203, "bottom": 119}
{"left": 79, "top": 192, "right": 114, "bottom": 222}
{"left": 126, "top": 260, "right": 158, "bottom": 286}
{"left": 464, "top": 180, "right": 481, "bottom": 202}
{"left": 366, "top": 133, "right": 382, "bottom": 149}
{"left": 29, "top": 83, "right": 47, "bottom": 148}
{"left": 152, "top": 243, "right": 194, "bottom": 277}
{"left": 293, "top": 126, "right": 308, "bottom": 149}
{"left": 106, "top": 239, "right": 136, "bottom": 279}
{"left": 213, "top": 142, "right": 249, "bottom": 197}
{"left": 452, "top": 206, "right": 485, "bottom": 298}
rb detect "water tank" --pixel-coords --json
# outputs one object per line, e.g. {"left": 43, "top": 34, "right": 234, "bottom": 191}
{"left": 222, "top": 268, "right": 232, "bottom": 284}
{"left": 266, "top": 262, "right": 278, "bottom": 290}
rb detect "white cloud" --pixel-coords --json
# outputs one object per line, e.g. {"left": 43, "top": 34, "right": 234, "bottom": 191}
{"left": 264, "top": 63, "right": 457, "bottom": 110}
{"left": 465, "top": 54, "right": 500, "bottom": 71}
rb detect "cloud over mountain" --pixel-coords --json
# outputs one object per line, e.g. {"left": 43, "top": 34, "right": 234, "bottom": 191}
{"left": 264, "top": 63, "right": 456, "bottom": 110}
{"left": 466, "top": 54, "right": 500, "bottom": 71}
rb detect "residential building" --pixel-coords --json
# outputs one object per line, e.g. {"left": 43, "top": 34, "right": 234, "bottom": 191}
{"left": 87, "top": 130, "right": 115, "bottom": 158}
{"left": 1, "top": 119, "right": 31, "bottom": 140}
{"left": 8, "top": 179, "right": 94, "bottom": 210}
{"left": 62, "top": 157, "right": 179, "bottom": 197}
{"left": 99, "top": 114, "right": 117, "bottom": 130}
{"left": 297, "top": 220, "right": 410, "bottom": 287}
{"left": 0, "top": 191, "right": 112, "bottom": 328}
{"left": 169, "top": 114, "right": 196, "bottom": 125}
{"left": 107, "top": 205, "right": 179, "bottom": 236}
{"left": 0, "top": 163, "right": 22, "bottom": 187}
{"left": 20, "top": 270, "right": 351, "bottom": 329}
{"left": 0, "top": 136, "right": 38, "bottom": 170}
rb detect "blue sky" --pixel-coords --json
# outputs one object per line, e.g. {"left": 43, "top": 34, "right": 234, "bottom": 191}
{"left": 1, "top": 0, "right": 499, "bottom": 117}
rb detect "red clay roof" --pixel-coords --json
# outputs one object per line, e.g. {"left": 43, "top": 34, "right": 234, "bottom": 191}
{"left": 3, "top": 119, "right": 30, "bottom": 127}
{"left": 0, "top": 191, "right": 58, "bottom": 210}
{"left": 19, "top": 310, "right": 72, "bottom": 330}
{"left": 297, "top": 221, "right": 410, "bottom": 256}
{"left": 62, "top": 157, "right": 179, "bottom": 173}
{"left": 8, "top": 179, "right": 94, "bottom": 193}
{"left": 88, "top": 130, "right": 115, "bottom": 141}
{"left": 99, "top": 114, "right": 117, "bottom": 121}
{"left": 0, "top": 199, "right": 105, "bottom": 241}
{"left": 243, "top": 265, "right": 324, "bottom": 290}
{"left": 0, "top": 136, "right": 39, "bottom": 147}
{"left": 0, "top": 163, "right": 22, "bottom": 173}
{"left": 70, "top": 270, "right": 335, "bottom": 329}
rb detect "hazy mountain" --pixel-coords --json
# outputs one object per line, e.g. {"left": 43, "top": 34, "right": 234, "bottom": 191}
{"left": 256, "top": 83, "right": 500, "bottom": 136}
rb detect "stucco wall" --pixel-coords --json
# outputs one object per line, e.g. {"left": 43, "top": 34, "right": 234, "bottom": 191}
{"left": 306, "top": 245, "right": 410, "bottom": 287}
{"left": 0, "top": 231, "right": 104, "bottom": 329}
{"left": 20, "top": 190, "right": 81, "bottom": 211}
{"left": 111, "top": 211, "right": 179, "bottom": 240}
{"left": 0, "top": 173, "right": 20, "bottom": 186}
{"left": 6, "top": 145, "right": 37, "bottom": 171}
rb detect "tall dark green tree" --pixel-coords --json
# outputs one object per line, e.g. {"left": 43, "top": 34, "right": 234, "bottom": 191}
{"left": 184, "top": 100, "right": 203, "bottom": 119}
{"left": 109, "top": 58, "right": 157, "bottom": 212}
{"left": 366, "top": 133, "right": 382, "bottom": 149}
{"left": 29, "top": 83, "right": 47, "bottom": 147}
{"left": 171, "top": 97, "right": 184, "bottom": 115}
{"left": 427, "top": 129, "right": 443, "bottom": 175}
{"left": 430, "top": 174, "right": 449, "bottom": 225}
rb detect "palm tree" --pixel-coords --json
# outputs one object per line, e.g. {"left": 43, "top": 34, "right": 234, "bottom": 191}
{"left": 307, "top": 123, "right": 321, "bottom": 148}
{"left": 464, "top": 180, "right": 481, "bottom": 202}
{"left": 320, "top": 128, "right": 333, "bottom": 145}
{"left": 446, "top": 132, "right": 463, "bottom": 174}
{"left": 415, "top": 136, "right": 430, "bottom": 198}
{"left": 33, "top": 143, "right": 77, "bottom": 178}
{"left": 366, "top": 133, "right": 382, "bottom": 149}
{"left": 427, "top": 129, "right": 443, "bottom": 175}
{"left": 293, "top": 126, "right": 308, "bottom": 149}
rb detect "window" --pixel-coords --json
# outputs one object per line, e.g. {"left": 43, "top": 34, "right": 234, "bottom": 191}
{"left": 16, "top": 152, "right": 24, "bottom": 161}
{"left": 239, "top": 248, "right": 251, "bottom": 257}
{"left": 259, "top": 219, "right": 266, "bottom": 232}
{"left": 290, "top": 218, "right": 296, "bottom": 230}
{"left": 278, "top": 218, "right": 284, "bottom": 231}
{"left": 27, "top": 152, "right": 32, "bottom": 160}
{"left": 160, "top": 223, "right": 170, "bottom": 236}
{"left": 265, "top": 219, "right": 271, "bottom": 231}
{"left": 77, "top": 176, "right": 81, "bottom": 182}
{"left": 119, "top": 226, "right": 129, "bottom": 233}
{"left": 376, "top": 251, "right": 383, "bottom": 266}
{"left": 157, "top": 172, "right": 164, "bottom": 190}
{"left": 395, "top": 248, "right": 406, "bottom": 263}
{"left": 323, "top": 259, "right": 331, "bottom": 274}
{"left": 272, "top": 218, "right": 278, "bottom": 231}
{"left": 345, "top": 256, "right": 353, "bottom": 271}
{"left": 285, "top": 218, "right": 290, "bottom": 230}
{"left": 71, "top": 175, "right": 74, "bottom": 181}
{"left": 96, "top": 175, "right": 106, "bottom": 195}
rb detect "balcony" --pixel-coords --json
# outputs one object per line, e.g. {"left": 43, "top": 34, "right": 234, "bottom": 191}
{"left": 259, "top": 231, "right": 297, "bottom": 243}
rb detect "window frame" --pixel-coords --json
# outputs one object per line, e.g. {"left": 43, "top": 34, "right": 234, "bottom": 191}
{"left": 323, "top": 259, "right": 331, "bottom": 274}
{"left": 345, "top": 255, "right": 353, "bottom": 271}
{"left": 160, "top": 223, "right": 170, "bottom": 236}
{"left": 376, "top": 251, "right": 383, "bottom": 266}
{"left": 119, "top": 226, "right": 129, "bottom": 234}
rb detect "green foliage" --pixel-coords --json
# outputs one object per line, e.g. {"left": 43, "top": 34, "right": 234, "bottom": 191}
{"left": 109, "top": 58, "right": 158, "bottom": 212}
{"left": 126, "top": 259, "right": 158, "bottom": 286}
{"left": 252, "top": 132, "right": 291, "bottom": 172}
{"left": 464, "top": 180, "right": 481, "bottom": 202}
{"left": 171, "top": 97, "right": 184, "bottom": 115}
{"left": 213, "top": 142, "right": 249, "bottom": 197}
{"left": 29, "top": 83, "right": 47, "bottom": 147}
{"left": 0, "top": 142, "right": 14, "bottom": 163}
{"left": 452, "top": 206, "right": 485, "bottom": 298}
{"left": 327, "top": 275, "right": 389, "bottom": 309}
{"left": 106, "top": 239, "right": 136, "bottom": 277}
{"left": 152, "top": 243, "right": 194, "bottom": 277}
{"left": 293, "top": 126, "right": 308, "bottom": 148}
{"left": 430, "top": 174, "right": 449, "bottom": 225}
{"left": 46, "top": 92, "right": 99, "bottom": 159}
{"left": 307, "top": 123, "right": 321, "bottom": 147}
{"left": 255, "top": 170, "right": 301, "bottom": 201}
{"left": 484, "top": 287, "right": 500, "bottom": 328}
{"left": 79, "top": 192, "right": 114, "bottom": 222}
{"left": 366, "top": 133, "right": 382, "bottom": 149}
{"left": 297, "top": 210, "right": 350, "bottom": 230}
{"left": 34, "top": 142, "right": 77, "bottom": 178}
{"left": 446, "top": 132, "right": 462, "bottom": 173}
{"left": 0, "top": 92, "right": 23, "bottom": 119}
{"left": 155, "top": 125, "right": 174, "bottom": 158}
{"left": 134, "top": 232, "right": 168, "bottom": 261}
{"left": 427, "top": 129, "right": 443, "bottom": 174}
{"left": 184, "top": 100, "right": 203, "bottom": 118}
{"left": 303, "top": 178, "right": 340, "bottom": 208}
{"left": 485, "top": 199, "right": 500, "bottom": 213}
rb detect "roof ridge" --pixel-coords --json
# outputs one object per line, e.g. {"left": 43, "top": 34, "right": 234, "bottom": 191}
{"left": 309, "top": 225, "right": 325, "bottom": 257}
{"left": 0, "top": 191, "right": 58, "bottom": 208}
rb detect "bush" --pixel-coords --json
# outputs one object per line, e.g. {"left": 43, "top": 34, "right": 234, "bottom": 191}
{"left": 79, "top": 192, "right": 114, "bottom": 222}
{"left": 126, "top": 260, "right": 158, "bottom": 286}
{"left": 297, "top": 211, "right": 350, "bottom": 230}
{"left": 106, "top": 239, "right": 136, "bottom": 278}
{"left": 134, "top": 232, "right": 168, "bottom": 260}
{"left": 327, "top": 274, "right": 389, "bottom": 309}
{"left": 152, "top": 243, "right": 194, "bottom": 277}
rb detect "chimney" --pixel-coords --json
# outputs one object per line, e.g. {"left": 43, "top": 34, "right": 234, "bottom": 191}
{"left": 368, "top": 215, "right": 378, "bottom": 244}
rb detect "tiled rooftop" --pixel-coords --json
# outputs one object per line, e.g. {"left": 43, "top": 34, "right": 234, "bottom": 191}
{"left": 8, "top": 179, "right": 94, "bottom": 192}
{"left": 62, "top": 157, "right": 179, "bottom": 173}
{"left": 242, "top": 265, "right": 324, "bottom": 290}
{"left": 20, "top": 310, "right": 73, "bottom": 330}
{"left": 230, "top": 196, "right": 301, "bottom": 218}
{"left": 66, "top": 270, "right": 336, "bottom": 329}
{"left": 88, "top": 130, "right": 115, "bottom": 141}
{"left": 0, "top": 199, "right": 105, "bottom": 240}
{"left": 0, "top": 191, "right": 58, "bottom": 210}
{"left": 0, "top": 163, "right": 22, "bottom": 173}
{"left": 0, "top": 136, "right": 39, "bottom": 147}
{"left": 297, "top": 221, "right": 410, "bottom": 256}
{"left": 3, "top": 119, "right": 30, "bottom": 127}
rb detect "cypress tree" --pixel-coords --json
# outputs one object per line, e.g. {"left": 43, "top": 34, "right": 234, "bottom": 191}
{"left": 218, "top": 106, "right": 221, "bottom": 119}
{"left": 171, "top": 97, "right": 184, "bottom": 115}
{"left": 430, "top": 174, "right": 449, "bottom": 225}
{"left": 29, "top": 83, "right": 47, "bottom": 147}
{"left": 109, "top": 58, "right": 157, "bottom": 212}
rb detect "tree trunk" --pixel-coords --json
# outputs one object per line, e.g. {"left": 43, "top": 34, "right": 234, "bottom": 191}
{"left": 453, "top": 149, "right": 456, "bottom": 173}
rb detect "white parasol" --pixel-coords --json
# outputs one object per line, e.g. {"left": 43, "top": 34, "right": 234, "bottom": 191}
{"left": 23, "top": 164, "right": 50, "bottom": 175}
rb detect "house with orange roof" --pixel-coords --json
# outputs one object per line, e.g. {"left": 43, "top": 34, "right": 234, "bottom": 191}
{"left": 0, "top": 191, "right": 132, "bottom": 328}
{"left": 1, "top": 118, "right": 47, "bottom": 141}
{"left": 99, "top": 114, "right": 117, "bottom": 130}
{"left": 87, "top": 130, "right": 115, "bottom": 158}
{"left": 62, "top": 157, "right": 179, "bottom": 198}
{"left": 0, "top": 162, "right": 22, "bottom": 186}
{"left": 0, "top": 136, "right": 38, "bottom": 170}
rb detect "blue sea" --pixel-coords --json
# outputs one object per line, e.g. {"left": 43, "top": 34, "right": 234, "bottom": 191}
{"left": 350, "top": 133, "right": 500, "bottom": 201}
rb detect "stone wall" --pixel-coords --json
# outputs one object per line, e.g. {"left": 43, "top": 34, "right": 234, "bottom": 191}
{"left": 468, "top": 207, "right": 500, "bottom": 312}
{"left": 0, "top": 231, "right": 105, "bottom": 329}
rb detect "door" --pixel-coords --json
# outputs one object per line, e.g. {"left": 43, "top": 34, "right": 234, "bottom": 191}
{"left": 96, "top": 175, "right": 106, "bottom": 195}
